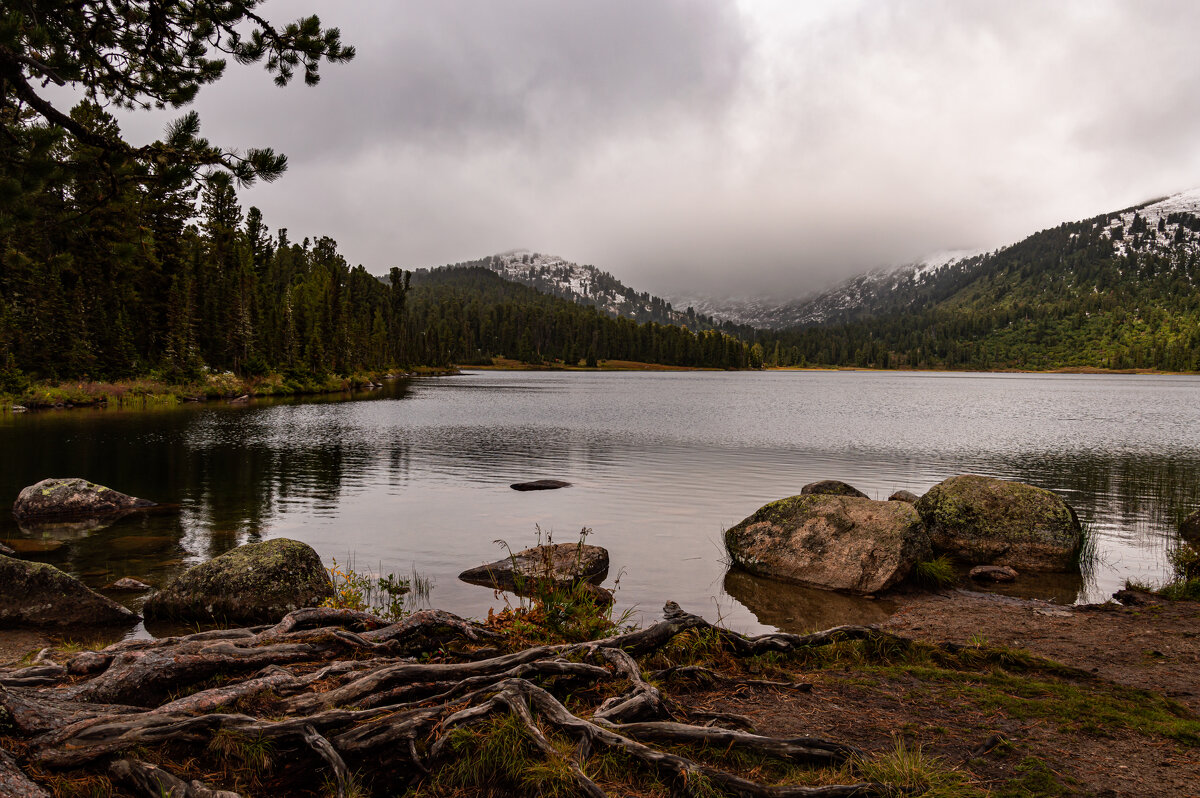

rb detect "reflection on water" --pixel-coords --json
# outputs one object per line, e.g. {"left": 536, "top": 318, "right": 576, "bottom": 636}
{"left": 722, "top": 570, "right": 895, "bottom": 632}
{"left": 2, "top": 371, "right": 1199, "bottom": 636}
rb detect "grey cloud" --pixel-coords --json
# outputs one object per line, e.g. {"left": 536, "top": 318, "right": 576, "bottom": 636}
{"left": 111, "top": 1, "right": 1200, "bottom": 298}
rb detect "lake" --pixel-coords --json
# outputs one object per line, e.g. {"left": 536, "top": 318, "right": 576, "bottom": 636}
{"left": 1, "top": 370, "right": 1197, "bottom": 637}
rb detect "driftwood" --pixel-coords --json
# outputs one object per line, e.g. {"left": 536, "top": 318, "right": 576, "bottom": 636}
{"left": 0, "top": 601, "right": 905, "bottom": 797}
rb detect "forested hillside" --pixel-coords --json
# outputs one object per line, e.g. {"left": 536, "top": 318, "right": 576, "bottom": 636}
{"left": 407, "top": 267, "right": 753, "bottom": 368}
{"left": 756, "top": 197, "right": 1200, "bottom": 371}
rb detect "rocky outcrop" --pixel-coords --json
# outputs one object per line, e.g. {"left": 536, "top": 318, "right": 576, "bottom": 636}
{"left": 1181, "top": 509, "right": 1200, "bottom": 545}
{"left": 0, "top": 555, "right": 138, "bottom": 627}
{"left": 888, "top": 490, "right": 920, "bottom": 504}
{"left": 724, "top": 495, "right": 930, "bottom": 594}
{"left": 510, "top": 479, "right": 572, "bottom": 491}
{"left": 969, "top": 565, "right": 1019, "bottom": 583}
{"left": 800, "top": 480, "right": 869, "bottom": 499}
{"left": 459, "top": 543, "right": 609, "bottom": 596}
{"left": 11, "top": 478, "right": 155, "bottom": 521}
{"left": 143, "top": 538, "right": 333, "bottom": 624}
{"left": 914, "top": 475, "right": 1081, "bottom": 572}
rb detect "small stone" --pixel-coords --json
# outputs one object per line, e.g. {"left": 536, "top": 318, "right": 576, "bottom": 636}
{"left": 969, "top": 565, "right": 1019, "bottom": 582}
{"left": 0, "top": 541, "right": 14, "bottom": 556}
{"left": 888, "top": 490, "right": 920, "bottom": 504}
{"left": 10, "top": 405, "right": 27, "bottom": 413}
{"left": 510, "top": 479, "right": 572, "bottom": 491}
{"left": 1180, "top": 509, "right": 1200, "bottom": 544}
{"left": 105, "top": 577, "right": 152, "bottom": 591}
{"left": 460, "top": 543, "right": 609, "bottom": 595}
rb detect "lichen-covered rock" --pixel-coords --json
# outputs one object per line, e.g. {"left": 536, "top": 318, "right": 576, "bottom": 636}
{"left": 800, "top": 480, "right": 869, "bottom": 499}
{"left": 914, "top": 475, "right": 1081, "bottom": 572}
{"left": 12, "top": 478, "right": 155, "bottom": 521}
{"left": 0, "top": 555, "right": 139, "bottom": 627}
{"left": 143, "top": 538, "right": 333, "bottom": 624}
{"left": 724, "top": 495, "right": 930, "bottom": 594}
{"left": 459, "top": 543, "right": 609, "bottom": 595}
{"left": 888, "top": 490, "right": 920, "bottom": 504}
{"left": 1181, "top": 509, "right": 1200, "bottom": 544}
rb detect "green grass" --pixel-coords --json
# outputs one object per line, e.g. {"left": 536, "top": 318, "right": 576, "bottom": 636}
{"left": 913, "top": 556, "right": 958, "bottom": 590}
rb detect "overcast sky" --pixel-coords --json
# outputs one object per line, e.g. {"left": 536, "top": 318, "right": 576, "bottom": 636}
{"left": 112, "top": 0, "right": 1200, "bottom": 297}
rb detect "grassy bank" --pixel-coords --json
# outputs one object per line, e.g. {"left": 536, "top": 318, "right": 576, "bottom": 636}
{"left": 1, "top": 367, "right": 459, "bottom": 412}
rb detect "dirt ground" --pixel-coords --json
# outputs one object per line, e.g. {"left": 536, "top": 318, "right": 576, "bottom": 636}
{"left": 672, "top": 589, "right": 1199, "bottom": 798}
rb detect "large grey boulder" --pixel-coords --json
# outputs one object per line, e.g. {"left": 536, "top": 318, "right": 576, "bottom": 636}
{"left": 0, "top": 555, "right": 138, "bottom": 627}
{"left": 144, "top": 538, "right": 334, "bottom": 624}
{"left": 12, "top": 478, "right": 155, "bottom": 521}
{"left": 914, "top": 475, "right": 1081, "bottom": 572}
{"left": 800, "top": 480, "right": 869, "bottom": 499}
{"left": 724, "top": 495, "right": 930, "bottom": 594}
{"left": 459, "top": 543, "right": 609, "bottom": 596}
{"left": 1181, "top": 509, "right": 1200, "bottom": 545}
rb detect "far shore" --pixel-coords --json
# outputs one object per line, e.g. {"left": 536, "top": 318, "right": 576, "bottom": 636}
{"left": 5, "top": 361, "right": 1195, "bottom": 413}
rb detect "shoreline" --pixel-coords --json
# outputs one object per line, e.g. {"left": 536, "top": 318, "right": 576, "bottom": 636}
{"left": 0, "top": 367, "right": 460, "bottom": 413}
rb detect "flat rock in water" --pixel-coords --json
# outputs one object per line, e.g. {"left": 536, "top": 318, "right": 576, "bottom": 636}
{"left": 969, "top": 565, "right": 1019, "bottom": 583}
{"left": 459, "top": 543, "right": 609, "bottom": 595}
{"left": 105, "top": 577, "right": 152, "bottom": 591}
{"left": 510, "top": 479, "right": 572, "bottom": 491}
{"left": 0, "top": 555, "right": 139, "bottom": 627}
{"left": 1181, "top": 509, "right": 1200, "bottom": 544}
{"left": 12, "top": 477, "right": 155, "bottom": 521}
{"left": 914, "top": 474, "right": 1082, "bottom": 572}
{"left": 888, "top": 490, "right": 920, "bottom": 504}
{"left": 143, "top": 538, "right": 333, "bottom": 624}
{"left": 800, "top": 480, "right": 869, "bottom": 499}
{"left": 725, "top": 495, "right": 931, "bottom": 594}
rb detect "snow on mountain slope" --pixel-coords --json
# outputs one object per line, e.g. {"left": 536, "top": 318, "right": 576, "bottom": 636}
{"left": 479, "top": 250, "right": 730, "bottom": 330}
{"left": 1101, "top": 189, "right": 1200, "bottom": 258}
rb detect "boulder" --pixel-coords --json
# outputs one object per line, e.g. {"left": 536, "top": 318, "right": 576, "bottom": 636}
{"left": 888, "top": 490, "right": 920, "bottom": 504}
{"left": 143, "top": 538, "right": 333, "bottom": 624}
{"left": 12, "top": 478, "right": 155, "bottom": 521}
{"left": 459, "top": 543, "right": 609, "bottom": 595}
{"left": 801, "top": 480, "right": 868, "bottom": 499}
{"left": 0, "top": 555, "right": 139, "bottom": 627}
{"left": 969, "top": 565, "right": 1019, "bottom": 583}
{"left": 510, "top": 479, "right": 572, "bottom": 491}
{"left": 914, "top": 475, "right": 1081, "bottom": 572}
{"left": 1181, "top": 509, "right": 1200, "bottom": 544}
{"left": 724, "top": 495, "right": 930, "bottom": 594}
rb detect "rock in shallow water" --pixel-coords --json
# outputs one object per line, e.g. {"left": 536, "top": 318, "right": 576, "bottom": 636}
{"left": 1181, "top": 509, "right": 1200, "bottom": 544}
{"left": 888, "top": 490, "right": 920, "bottom": 504}
{"left": 144, "top": 538, "right": 334, "bottom": 624}
{"left": 914, "top": 475, "right": 1081, "bottom": 572}
{"left": 459, "top": 543, "right": 609, "bottom": 595}
{"left": 800, "top": 480, "right": 869, "bottom": 499}
{"left": 969, "top": 565, "right": 1019, "bottom": 583}
{"left": 510, "top": 479, "right": 572, "bottom": 491}
{"left": 0, "top": 555, "right": 139, "bottom": 627}
{"left": 12, "top": 477, "right": 155, "bottom": 521}
{"left": 724, "top": 494, "right": 930, "bottom": 594}
{"left": 105, "top": 577, "right": 152, "bottom": 591}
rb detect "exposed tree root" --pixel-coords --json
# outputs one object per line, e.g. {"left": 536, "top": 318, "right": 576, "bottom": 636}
{"left": 0, "top": 602, "right": 913, "bottom": 797}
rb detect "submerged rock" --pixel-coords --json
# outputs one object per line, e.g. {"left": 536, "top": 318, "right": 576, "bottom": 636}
{"left": 1181, "top": 509, "right": 1200, "bottom": 544}
{"left": 0, "top": 555, "right": 139, "bottom": 627}
{"left": 144, "top": 538, "right": 334, "bottom": 624}
{"left": 105, "top": 577, "right": 152, "bottom": 592}
{"left": 914, "top": 475, "right": 1081, "bottom": 572}
{"left": 888, "top": 490, "right": 920, "bottom": 504}
{"left": 724, "top": 494, "right": 930, "bottom": 594}
{"left": 12, "top": 478, "right": 155, "bottom": 521}
{"left": 510, "top": 479, "right": 572, "bottom": 491}
{"left": 800, "top": 480, "right": 869, "bottom": 499}
{"left": 459, "top": 543, "right": 609, "bottom": 595}
{"left": 969, "top": 565, "right": 1019, "bottom": 583}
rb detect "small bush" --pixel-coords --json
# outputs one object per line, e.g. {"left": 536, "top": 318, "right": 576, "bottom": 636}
{"left": 914, "top": 556, "right": 957, "bottom": 589}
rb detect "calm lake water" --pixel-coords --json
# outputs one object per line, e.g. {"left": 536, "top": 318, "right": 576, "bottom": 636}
{"left": 2, "top": 370, "right": 1198, "bottom": 638}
